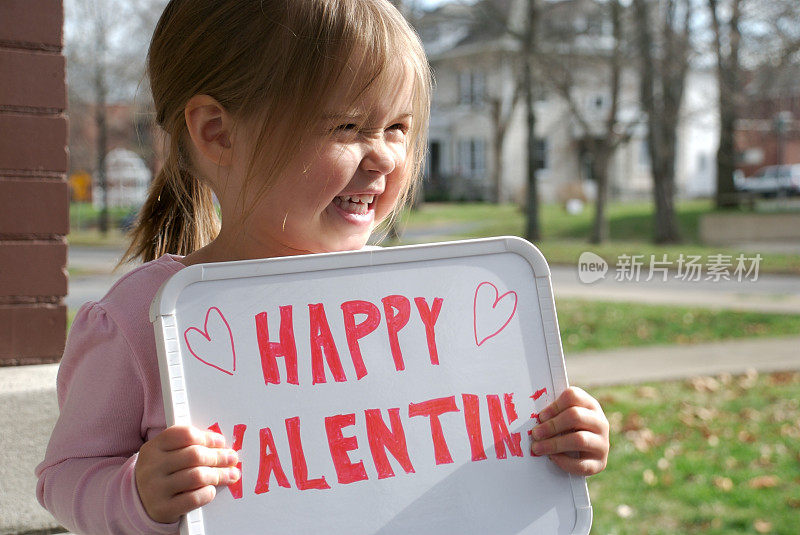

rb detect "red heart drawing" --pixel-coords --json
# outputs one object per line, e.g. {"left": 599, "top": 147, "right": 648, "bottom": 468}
{"left": 184, "top": 307, "right": 236, "bottom": 375}
{"left": 473, "top": 281, "right": 518, "bottom": 346}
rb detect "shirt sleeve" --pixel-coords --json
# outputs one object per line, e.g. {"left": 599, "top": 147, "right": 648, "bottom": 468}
{"left": 35, "top": 302, "right": 179, "bottom": 535}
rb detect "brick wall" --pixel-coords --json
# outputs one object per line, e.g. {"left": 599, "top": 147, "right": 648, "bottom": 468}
{"left": 0, "top": 0, "right": 68, "bottom": 365}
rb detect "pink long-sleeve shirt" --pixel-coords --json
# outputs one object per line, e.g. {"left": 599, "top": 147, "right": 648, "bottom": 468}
{"left": 36, "top": 254, "right": 187, "bottom": 534}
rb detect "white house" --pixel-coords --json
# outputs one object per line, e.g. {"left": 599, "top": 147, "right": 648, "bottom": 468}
{"left": 417, "top": 0, "right": 718, "bottom": 203}
{"left": 93, "top": 148, "right": 151, "bottom": 209}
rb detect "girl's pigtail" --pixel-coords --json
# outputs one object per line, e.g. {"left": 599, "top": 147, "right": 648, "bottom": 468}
{"left": 120, "top": 139, "right": 219, "bottom": 265}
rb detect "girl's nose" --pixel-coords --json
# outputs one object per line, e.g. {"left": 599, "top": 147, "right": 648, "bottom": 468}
{"left": 361, "top": 138, "right": 396, "bottom": 175}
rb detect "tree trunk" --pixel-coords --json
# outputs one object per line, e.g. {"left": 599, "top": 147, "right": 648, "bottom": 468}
{"left": 653, "top": 172, "right": 680, "bottom": 243}
{"left": 523, "top": 0, "right": 541, "bottom": 242}
{"left": 709, "top": 0, "right": 742, "bottom": 209}
{"left": 491, "top": 99, "right": 505, "bottom": 203}
{"left": 715, "top": 103, "right": 739, "bottom": 208}
{"left": 94, "top": 13, "right": 109, "bottom": 235}
{"left": 589, "top": 148, "right": 610, "bottom": 244}
{"left": 634, "top": 0, "right": 686, "bottom": 244}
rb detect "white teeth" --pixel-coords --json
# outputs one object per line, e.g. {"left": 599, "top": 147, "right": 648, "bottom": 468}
{"left": 337, "top": 194, "right": 375, "bottom": 205}
{"left": 333, "top": 194, "right": 376, "bottom": 215}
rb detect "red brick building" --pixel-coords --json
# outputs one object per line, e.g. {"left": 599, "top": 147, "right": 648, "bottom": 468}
{"left": 736, "top": 67, "right": 800, "bottom": 178}
{"left": 0, "top": 0, "right": 68, "bottom": 364}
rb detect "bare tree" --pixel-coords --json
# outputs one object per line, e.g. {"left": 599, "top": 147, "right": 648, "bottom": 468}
{"left": 707, "top": 0, "right": 742, "bottom": 209}
{"left": 634, "top": 0, "right": 691, "bottom": 243}
{"left": 521, "top": 0, "right": 542, "bottom": 241}
{"left": 489, "top": 78, "right": 521, "bottom": 203}
{"left": 534, "top": 0, "right": 637, "bottom": 243}
{"left": 65, "top": 0, "right": 165, "bottom": 233}
{"left": 456, "top": 0, "right": 542, "bottom": 241}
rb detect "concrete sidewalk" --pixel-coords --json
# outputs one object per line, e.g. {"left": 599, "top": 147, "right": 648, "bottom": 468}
{"left": 3, "top": 335, "right": 800, "bottom": 534}
{"left": 566, "top": 335, "right": 800, "bottom": 387}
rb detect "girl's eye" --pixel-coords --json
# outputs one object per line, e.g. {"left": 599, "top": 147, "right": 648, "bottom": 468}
{"left": 335, "top": 123, "right": 358, "bottom": 132}
{"left": 387, "top": 123, "right": 409, "bottom": 135}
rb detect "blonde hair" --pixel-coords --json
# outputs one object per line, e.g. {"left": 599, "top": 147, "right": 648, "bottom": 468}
{"left": 123, "top": 0, "right": 432, "bottom": 264}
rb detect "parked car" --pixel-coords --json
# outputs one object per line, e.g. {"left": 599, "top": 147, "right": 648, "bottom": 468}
{"left": 736, "top": 164, "right": 800, "bottom": 196}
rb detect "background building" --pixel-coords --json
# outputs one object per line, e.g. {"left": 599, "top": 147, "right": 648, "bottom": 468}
{"left": 417, "top": 0, "right": 719, "bottom": 203}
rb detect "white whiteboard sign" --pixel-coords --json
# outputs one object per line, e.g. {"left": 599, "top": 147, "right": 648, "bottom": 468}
{"left": 150, "top": 237, "right": 592, "bottom": 535}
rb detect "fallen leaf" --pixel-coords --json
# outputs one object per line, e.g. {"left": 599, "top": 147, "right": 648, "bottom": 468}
{"left": 696, "top": 407, "right": 716, "bottom": 421}
{"left": 780, "top": 424, "right": 799, "bottom": 439}
{"left": 749, "top": 475, "right": 779, "bottom": 489}
{"left": 616, "top": 504, "right": 634, "bottom": 519}
{"left": 740, "top": 407, "right": 761, "bottom": 422}
{"left": 738, "top": 430, "right": 756, "bottom": 443}
{"left": 753, "top": 519, "right": 772, "bottom": 533}
{"left": 768, "top": 371, "right": 798, "bottom": 385}
{"left": 622, "top": 412, "right": 644, "bottom": 432}
{"left": 626, "top": 428, "right": 657, "bottom": 453}
{"left": 689, "top": 376, "right": 720, "bottom": 392}
{"left": 713, "top": 476, "right": 733, "bottom": 492}
{"left": 636, "top": 386, "right": 659, "bottom": 399}
{"left": 598, "top": 394, "right": 617, "bottom": 405}
{"left": 608, "top": 411, "right": 623, "bottom": 434}
{"left": 738, "top": 369, "right": 759, "bottom": 389}
{"left": 664, "top": 443, "right": 682, "bottom": 459}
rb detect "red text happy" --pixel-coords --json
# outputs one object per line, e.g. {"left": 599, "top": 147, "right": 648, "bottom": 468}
{"left": 254, "top": 295, "right": 444, "bottom": 386}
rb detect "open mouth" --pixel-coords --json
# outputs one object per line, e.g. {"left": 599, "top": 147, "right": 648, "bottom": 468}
{"left": 332, "top": 194, "right": 376, "bottom": 215}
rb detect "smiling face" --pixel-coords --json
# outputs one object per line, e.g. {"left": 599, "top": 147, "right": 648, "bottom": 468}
{"left": 215, "top": 65, "right": 416, "bottom": 259}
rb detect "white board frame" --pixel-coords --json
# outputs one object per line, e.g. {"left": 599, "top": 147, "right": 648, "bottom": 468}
{"left": 150, "top": 236, "right": 592, "bottom": 535}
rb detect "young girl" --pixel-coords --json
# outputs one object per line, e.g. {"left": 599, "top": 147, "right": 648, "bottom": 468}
{"left": 37, "top": 0, "right": 609, "bottom": 533}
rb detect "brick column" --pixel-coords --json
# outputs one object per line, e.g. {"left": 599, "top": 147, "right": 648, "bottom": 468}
{"left": 0, "top": 0, "right": 68, "bottom": 365}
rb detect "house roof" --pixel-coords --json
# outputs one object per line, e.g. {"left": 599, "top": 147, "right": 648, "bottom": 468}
{"left": 418, "top": 0, "right": 614, "bottom": 60}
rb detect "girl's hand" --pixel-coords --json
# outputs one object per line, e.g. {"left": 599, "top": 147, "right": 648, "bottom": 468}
{"left": 530, "top": 386, "right": 609, "bottom": 477}
{"left": 135, "top": 426, "right": 241, "bottom": 524}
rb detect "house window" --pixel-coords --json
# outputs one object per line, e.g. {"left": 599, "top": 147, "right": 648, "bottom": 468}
{"left": 534, "top": 138, "right": 548, "bottom": 170}
{"left": 459, "top": 70, "right": 486, "bottom": 105}
{"left": 697, "top": 153, "right": 707, "bottom": 172}
{"left": 590, "top": 94, "right": 606, "bottom": 112}
{"left": 428, "top": 141, "right": 442, "bottom": 177}
{"left": 458, "top": 138, "right": 486, "bottom": 178}
{"left": 639, "top": 139, "right": 651, "bottom": 169}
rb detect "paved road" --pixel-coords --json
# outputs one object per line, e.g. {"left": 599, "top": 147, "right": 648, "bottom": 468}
{"left": 67, "top": 246, "right": 800, "bottom": 314}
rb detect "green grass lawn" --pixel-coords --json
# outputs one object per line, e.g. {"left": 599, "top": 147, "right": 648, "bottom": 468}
{"left": 556, "top": 299, "right": 800, "bottom": 354}
{"left": 69, "top": 200, "right": 800, "bottom": 275}
{"left": 394, "top": 201, "right": 800, "bottom": 275}
{"left": 399, "top": 200, "right": 711, "bottom": 242}
{"left": 589, "top": 370, "right": 800, "bottom": 534}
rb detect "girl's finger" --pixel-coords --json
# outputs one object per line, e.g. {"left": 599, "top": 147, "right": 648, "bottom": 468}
{"left": 548, "top": 453, "right": 607, "bottom": 477}
{"left": 531, "top": 406, "right": 608, "bottom": 442}
{"left": 160, "top": 485, "right": 219, "bottom": 522}
{"left": 538, "top": 387, "right": 602, "bottom": 422}
{"left": 163, "top": 445, "right": 238, "bottom": 474}
{"left": 531, "top": 430, "right": 606, "bottom": 458}
{"left": 156, "top": 426, "right": 226, "bottom": 452}
{"left": 164, "top": 465, "right": 241, "bottom": 496}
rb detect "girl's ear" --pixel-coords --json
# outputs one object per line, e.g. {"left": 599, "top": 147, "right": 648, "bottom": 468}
{"left": 184, "top": 95, "right": 235, "bottom": 167}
